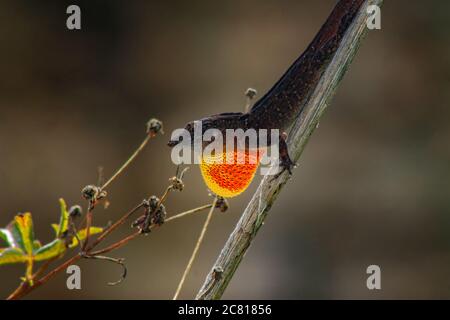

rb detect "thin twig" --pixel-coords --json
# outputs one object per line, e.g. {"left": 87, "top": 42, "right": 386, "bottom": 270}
{"left": 82, "top": 133, "right": 156, "bottom": 251}
{"left": 90, "top": 204, "right": 213, "bottom": 256}
{"left": 6, "top": 124, "right": 162, "bottom": 300}
{"left": 166, "top": 204, "right": 213, "bottom": 223}
{"left": 157, "top": 186, "right": 172, "bottom": 206}
{"left": 7, "top": 254, "right": 82, "bottom": 300}
{"left": 6, "top": 258, "right": 56, "bottom": 300}
{"left": 173, "top": 197, "right": 218, "bottom": 300}
{"left": 88, "top": 231, "right": 141, "bottom": 256}
{"left": 87, "top": 202, "right": 145, "bottom": 251}
{"left": 83, "top": 254, "right": 127, "bottom": 286}
{"left": 81, "top": 203, "right": 94, "bottom": 251}
{"left": 101, "top": 135, "right": 151, "bottom": 191}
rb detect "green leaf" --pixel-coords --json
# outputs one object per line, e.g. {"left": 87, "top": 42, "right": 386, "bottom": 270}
{"left": 0, "top": 247, "right": 26, "bottom": 265}
{"left": 8, "top": 213, "right": 35, "bottom": 255}
{"left": 0, "top": 198, "right": 104, "bottom": 283}
{"left": 51, "top": 224, "right": 59, "bottom": 236}
{"left": 0, "top": 228, "right": 14, "bottom": 247}
{"left": 56, "top": 198, "right": 69, "bottom": 237}
{"left": 70, "top": 227, "right": 103, "bottom": 248}
{"left": 34, "top": 239, "right": 66, "bottom": 262}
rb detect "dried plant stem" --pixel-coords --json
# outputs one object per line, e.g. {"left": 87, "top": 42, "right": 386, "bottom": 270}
{"left": 89, "top": 231, "right": 140, "bottom": 256}
{"left": 87, "top": 203, "right": 145, "bottom": 250}
{"left": 173, "top": 197, "right": 218, "bottom": 300}
{"left": 83, "top": 254, "right": 127, "bottom": 286}
{"left": 90, "top": 204, "right": 213, "bottom": 256}
{"left": 6, "top": 126, "right": 161, "bottom": 300}
{"left": 81, "top": 204, "right": 94, "bottom": 251}
{"left": 101, "top": 135, "right": 151, "bottom": 191}
{"left": 158, "top": 186, "right": 172, "bottom": 204}
{"left": 81, "top": 134, "right": 155, "bottom": 254}
{"left": 7, "top": 254, "right": 81, "bottom": 300}
{"left": 166, "top": 204, "right": 213, "bottom": 222}
{"left": 6, "top": 258, "right": 56, "bottom": 300}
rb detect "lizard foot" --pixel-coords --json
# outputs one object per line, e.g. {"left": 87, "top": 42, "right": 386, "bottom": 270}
{"left": 270, "top": 155, "right": 295, "bottom": 181}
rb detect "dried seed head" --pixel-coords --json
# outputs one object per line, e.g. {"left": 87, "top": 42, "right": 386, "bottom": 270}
{"left": 142, "top": 199, "right": 150, "bottom": 208}
{"left": 133, "top": 196, "right": 165, "bottom": 233}
{"left": 140, "top": 224, "right": 152, "bottom": 234}
{"left": 97, "top": 190, "right": 108, "bottom": 200}
{"left": 169, "top": 166, "right": 189, "bottom": 191}
{"left": 169, "top": 176, "right": 184, "bottom": 191}
{"left": 215, "top": 196, "right": 229, "bottom": 213}
{"left": 153, "top": 204, "right": 166, "bottom": 226}
{"left": 81, "top": 185, "right": 106, "bottom": 202}
{"left": 131, "top": 215, "right": 146, "bottom": 228}
{"left": 245, "top": 88, "right": 257, "bottom": 100}
{"left": 82, "top": 185, "right": 100, "bottom": 201}
{"left": 146, "top": 118, "right": 164, "bottom": 136}
{"left": 148, "top": 195, "right": 159, "bottom": 209}
{"left": 68, "top": 205, "right": 83, "bottom": 218}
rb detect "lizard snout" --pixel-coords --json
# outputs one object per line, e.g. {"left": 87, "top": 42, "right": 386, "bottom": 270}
{"left": 167, "top": 139, "right": 180, "bottom": 147}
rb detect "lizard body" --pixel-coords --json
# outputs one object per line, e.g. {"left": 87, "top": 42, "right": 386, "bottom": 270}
{"left": 169, "top": 0, "right": 364, "bottom": 177}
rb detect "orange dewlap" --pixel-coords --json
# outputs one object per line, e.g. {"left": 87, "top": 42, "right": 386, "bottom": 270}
{"left": 199, "top": 148, "right": 265, "bottom": 198}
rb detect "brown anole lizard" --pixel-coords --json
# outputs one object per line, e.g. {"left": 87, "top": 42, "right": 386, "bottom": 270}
{"left": 168, "top": 0, "right": 365, "bottom": 177}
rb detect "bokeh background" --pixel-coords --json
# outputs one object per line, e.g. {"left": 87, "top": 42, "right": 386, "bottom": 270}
{"left": 1, "top": 0, "right": 449, "bottom": 299}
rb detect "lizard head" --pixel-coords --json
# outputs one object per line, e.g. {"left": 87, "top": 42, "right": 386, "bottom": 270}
{"left": 167, "top": 113, "right": 263, "bottom": 198}
{"left": 167, "top": 121, "right": 195, "bottom": 147}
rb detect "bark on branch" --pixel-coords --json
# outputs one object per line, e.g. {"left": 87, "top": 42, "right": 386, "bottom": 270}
{"left": 196, "top": 0, "right": 383, "bottom": 300}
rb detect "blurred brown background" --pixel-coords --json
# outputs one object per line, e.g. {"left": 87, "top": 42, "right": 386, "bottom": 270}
{"left": 0, "top": 0, "right": 449, "bottom": 299}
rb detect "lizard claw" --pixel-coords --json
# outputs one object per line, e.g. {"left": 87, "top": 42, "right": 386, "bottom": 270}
{"left": 270, "top": 155, "right": 295, "bottom": 181}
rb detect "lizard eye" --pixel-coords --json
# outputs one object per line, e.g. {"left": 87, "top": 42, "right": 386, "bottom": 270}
{"left": 168, "top": 123, "right": 193, "bottom": 147}
{"left": 185, "top": 122, "right": 194, "bottom": 133}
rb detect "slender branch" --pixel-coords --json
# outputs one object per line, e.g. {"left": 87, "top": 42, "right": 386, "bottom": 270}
{"left": 81, "top": 203, "right": 94, "bottom": 251}
{"left": 88, "top": 231, "right": 140, "bottom": 256}
{"left": 83, "top": 254, "right": 127, "bottom": 286}
{"left": 173, "top": 197, "right": 218, "bottom": 300}
{"left": 166, "top": 204, "right": 213, "bottom": 223}
{"left": 87, "top": 202, "right": 145, "bottom": 251}
{"left": 80, "top": 128, "right": 158, "bottom": 249}
{"left": 100, "top": 135, "right": 151, "bottom": 191}
{"left": 89, "top": 203, "right": 213, "bottom": 256}
{"left": 6, "top": 121, "right": 164, "bottom": 300}
{"left": 196, "top": 0, "right": 383, "bottom": 300}
{"left": 7, "top": 254, "right": 82, "bottom": 300}
{"left": 6, "top": 258, "right": 55, "bottom": 300}
{"left": 89, "top": 203, "right": 214, "bottom": 256}
{"left": 32, "top": 259, "right": 54, "bottom": 279}
{"left": 158, "top": 186, "right": 172, "bottom": 205}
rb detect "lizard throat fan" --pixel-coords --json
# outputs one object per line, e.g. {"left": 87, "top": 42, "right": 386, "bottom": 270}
{"left": 199, "top": 148, "right": 264, "bottom": 198}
